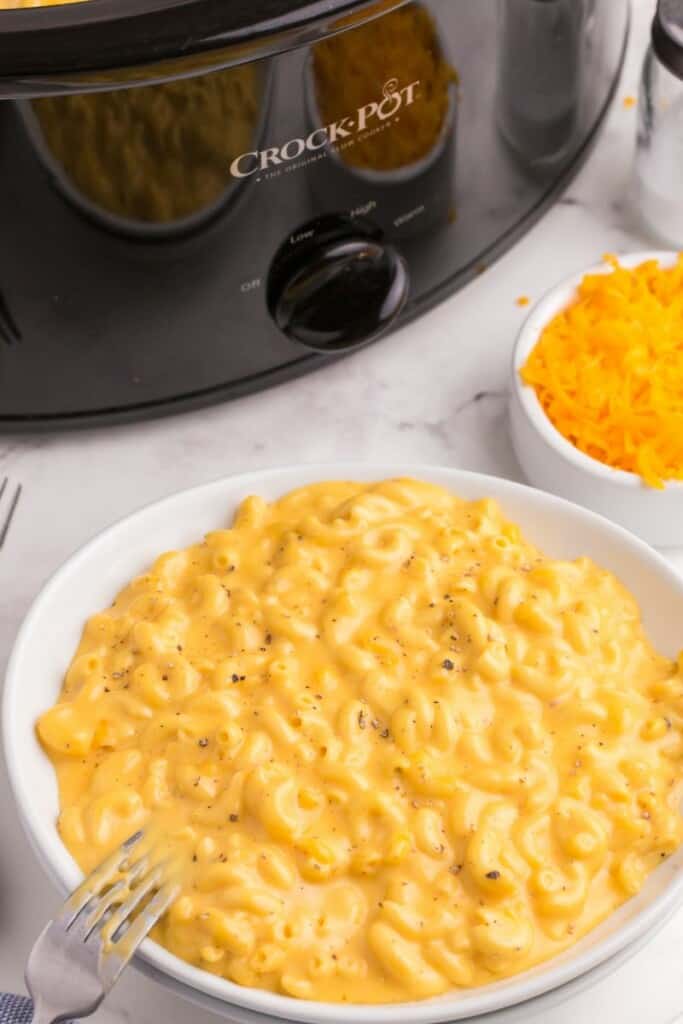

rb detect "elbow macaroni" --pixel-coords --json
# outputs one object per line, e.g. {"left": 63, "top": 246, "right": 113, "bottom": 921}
{"left": 37, "top": 479, "right": 683, "bottom": 1003}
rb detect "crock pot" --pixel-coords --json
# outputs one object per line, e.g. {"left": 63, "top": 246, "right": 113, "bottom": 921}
{"left": 0, "top": 0, "right": 629, "bottom": 426}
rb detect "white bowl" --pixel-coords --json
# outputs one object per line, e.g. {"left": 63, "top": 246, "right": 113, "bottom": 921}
{"left": 5, "top": 463, "right": 683, "bottom": 1023}
{"left": 510, "top": 251, "right": 683, "bottom": 548}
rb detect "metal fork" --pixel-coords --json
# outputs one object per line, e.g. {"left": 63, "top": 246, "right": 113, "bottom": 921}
{"left": 0, "top": 476, "right": 22, "bottom": 550}
{"left": 26, "top": 831, "right": 178, "bottom": 1024}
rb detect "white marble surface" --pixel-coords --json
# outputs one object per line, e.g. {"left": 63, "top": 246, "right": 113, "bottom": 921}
{"left": 3, "top": 1, "right": 683, "bottom": 1021}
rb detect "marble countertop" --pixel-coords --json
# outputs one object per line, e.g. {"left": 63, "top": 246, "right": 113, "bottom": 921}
{"left": 3, "top": 1, "right": 683, "bottom": 1021}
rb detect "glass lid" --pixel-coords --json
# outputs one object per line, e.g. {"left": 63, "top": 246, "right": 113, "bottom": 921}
{"left": 0, "top": 0, "right": 405, "bottom": 92}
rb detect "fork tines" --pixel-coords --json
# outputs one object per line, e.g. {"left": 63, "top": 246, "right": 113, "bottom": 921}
{"left": 27, "top": 835, "right": 179, "bottom": 1021}
{"left": 56, "top": 830, "right": 178, "bottom": 985}
{"left": 0, "top": 477, "right": 21, "bottom": 551}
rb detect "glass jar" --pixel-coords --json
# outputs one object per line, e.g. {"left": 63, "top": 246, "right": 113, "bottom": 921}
{"left": 634, "top": 0, "right": 683, "bottom": 247}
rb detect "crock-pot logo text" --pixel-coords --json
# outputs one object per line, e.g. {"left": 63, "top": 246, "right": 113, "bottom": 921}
{"left": 230, "top": 79, "right": 420, "bottom": 179}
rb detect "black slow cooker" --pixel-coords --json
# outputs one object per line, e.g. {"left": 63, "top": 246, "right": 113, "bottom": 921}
{"left": 0, "top": 0, "right": 629, "bottom": 426}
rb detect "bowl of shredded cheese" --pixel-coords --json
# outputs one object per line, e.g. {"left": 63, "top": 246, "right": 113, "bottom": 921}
{"left": 511, "top": 251, "right": 683, "bottom": 548}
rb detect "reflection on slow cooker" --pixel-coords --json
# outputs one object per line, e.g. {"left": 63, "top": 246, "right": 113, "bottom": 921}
{"left": 313, "top": 1, "right": 457, "bottom": 172}
{"left": 29, "top": 66, "right": 262, "bottom": 233}
{"left": 497, "top": 0, "right": 586, "bottom": 167}
{"left": 306, "top": 2, "right": 457, "bottom": 241}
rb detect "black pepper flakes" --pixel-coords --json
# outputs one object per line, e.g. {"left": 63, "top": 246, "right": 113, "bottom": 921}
{"left": 229, "top": 813, "right": 239, "bottom": 822}
{"left": 442, "top": 658, "right": 455, "bottom": 671}
{"left": 198, "top": 738, "right": 209, "bottom": 748}
{"left": 486, "top": 870, "right": 501, "bottom": 880}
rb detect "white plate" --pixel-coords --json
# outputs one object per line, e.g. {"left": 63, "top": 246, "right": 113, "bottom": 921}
{"left": 5, "top": 463, "right": 683, "bottom": 1023}
{"left": 510, "top": 251, "right": 683, "bottom": 548}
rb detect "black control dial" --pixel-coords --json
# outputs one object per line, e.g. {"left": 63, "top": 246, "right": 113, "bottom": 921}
{"left": 267, "top": 215, "right": 409, "bottom": 353}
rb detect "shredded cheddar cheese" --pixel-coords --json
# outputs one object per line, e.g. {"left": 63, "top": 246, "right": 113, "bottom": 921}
{"left": 521, "top": 254, "right": 683, "bottom": 488}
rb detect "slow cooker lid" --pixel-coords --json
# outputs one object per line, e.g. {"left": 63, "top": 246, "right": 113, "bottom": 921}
{"left": 0, "top": 0, "right": 401, "bottom": 89}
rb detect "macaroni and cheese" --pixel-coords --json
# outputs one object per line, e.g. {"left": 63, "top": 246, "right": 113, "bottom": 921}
{"left": 38, "top": 479, "right": 683, "bottom": 1003}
